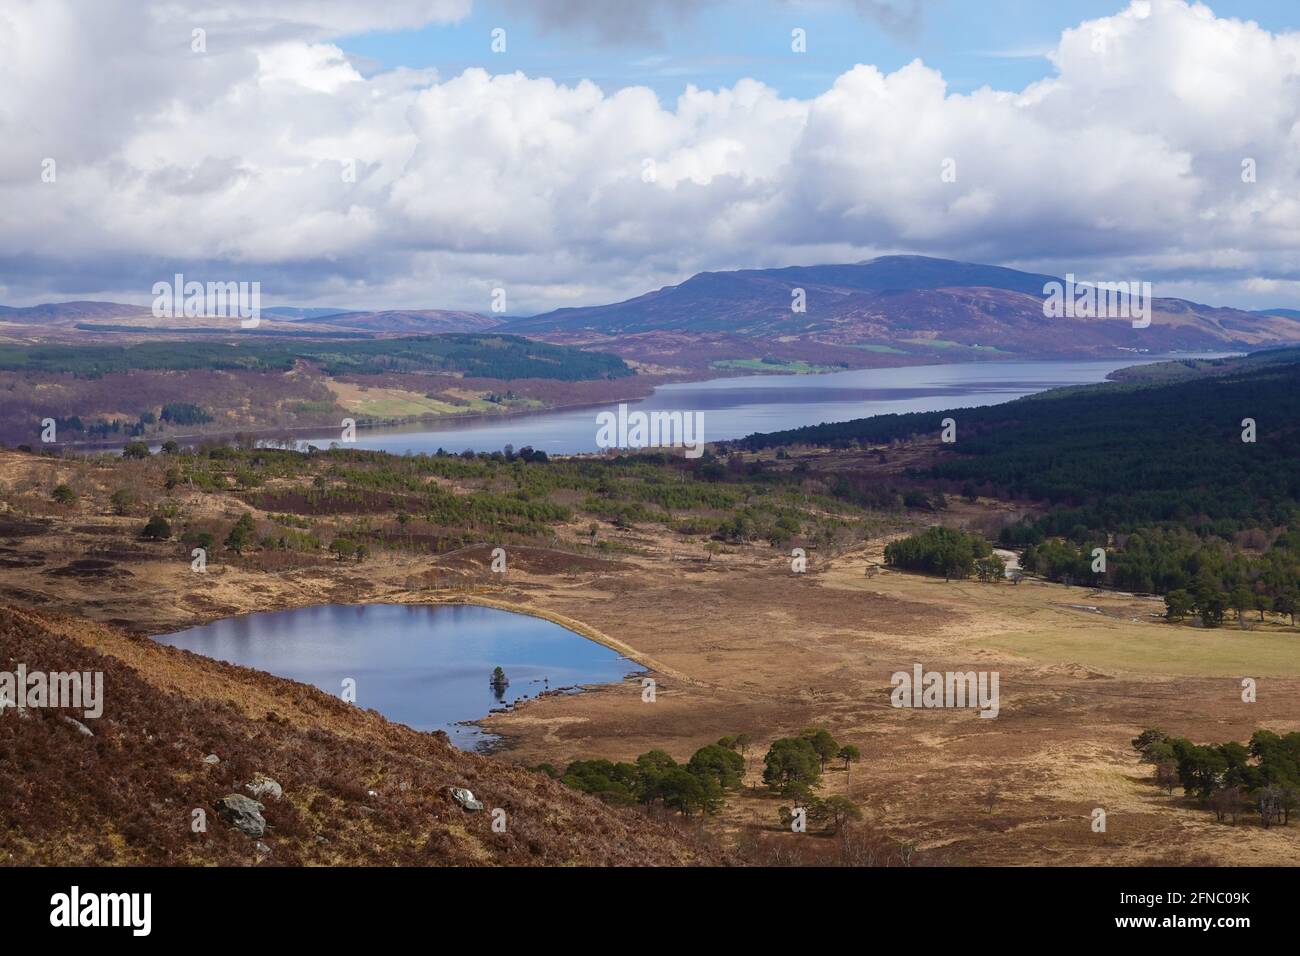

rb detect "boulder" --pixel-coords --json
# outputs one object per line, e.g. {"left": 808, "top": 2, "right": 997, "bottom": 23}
{"left": 245, "top": 775, "right": 283, "bottom": 801}
{"left": 60, "top": 715, "right": 94, "bottom": 737}
{"left": 216, "top": 794, "right": 266, "bottom": 837}
{"left": 449, "top": 787, "right": 484, "bottom": 811}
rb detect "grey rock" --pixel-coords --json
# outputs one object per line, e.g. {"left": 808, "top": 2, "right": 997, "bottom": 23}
{"left": 216, "top": 794, "right": 266, "bottom": 837}
{"left": 449, "top": 787, "right": 484, "bottom": 811}
{"left": 61, "top": 715, "right": 94, "bottom": 737}
{"left": 245, "top": 775, "right": 283, "bottom": 801}
{"left": 203, "top": 753, "right": 220, "bottom": 765}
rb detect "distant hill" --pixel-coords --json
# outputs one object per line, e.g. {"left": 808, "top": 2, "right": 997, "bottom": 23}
{"left": 313, "top": 309, "right": 501, "bottom": 334}
{"left": 0, "top": 301, "right": 501, "bottom": 338}
{"left": 261, "top": 306, "right": 352, "bottom": 320}
{"left": 0, "top": 301, "right": 149, "bottom": 323}
{"left": 503, "top": 256, "right": 1300, "bottom": 360}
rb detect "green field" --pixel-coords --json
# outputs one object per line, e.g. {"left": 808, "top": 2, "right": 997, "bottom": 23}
{"left": 711, "top": 358, "right": 841, "bottom": 374}
{"left": 0, "top": 334, "right": 634, "bottom": 382}
{"left": 899, "top": 338, "right": 1010, "bottom": 353}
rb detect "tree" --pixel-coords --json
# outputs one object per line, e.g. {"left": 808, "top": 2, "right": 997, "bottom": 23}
{"left": 1193, "top": 578, "right": 1227, "bottom": 628}
{"left": 141, "top": 515, "right": 172, "bottom": 541}
{"left": 1256, "top": 786, "right": 1285, "bottom": 829}
{"left": 329, "top": 538, "right": 357, "bottom": 561}
{"left": 224, "top": 513, "right": 256, "bottom": 554}
{"left": 1164, "top": 589, "right": 1194, "bottom": 622}
{"left": 762, "top": 737, "right": 822, "bottom": 795}
{"left": 561, "top": 759, "right": 637, "bottom": 805}
{"left": 975, "top": 553, "right": 1005, "bottom": 582}
{"left": 837, "top": 744, "right": 861, "bottom": 781}
{"left": 821, "top": 794, "right": 862, "bottom": 833}
{"left": 1274, "top": 590, "right": 1298, "bottom": 627}
{"left": 110, "top": 489, "right": 136, "bottom": 516}
{"left": 183, "top": 529, "right": 215, "bottom": 552}
{"left": 1154, "top": 761, "right": 1179, "bottom": 795}
{"left": 883, "top": 526, "right": 992, "bottom": 581}
{"left": 801, "top": 727, "right": 840, "bottom": 771}
{"left": 50, "top": 484, "right": 77, "bottom": 505}
{"left": 1207, "top": 785, "right": 1247, "bottom": 824}
{"left": 1173, "top": 741, "right": 1227, "bottom": 798}
{"left": 657, "top": 767, "right": 719, "bottom": 817}
{"left": 686, "top": 744, "right": 745, "bottom": 792}
{"left": 122, "top": 442, "right": 151, "bottom": 460}
{"left": 1228, "top": 586, "right": 1254, "bottom": 626}
{"left": 734, "top": 732, "right": 752, "bottom": 761}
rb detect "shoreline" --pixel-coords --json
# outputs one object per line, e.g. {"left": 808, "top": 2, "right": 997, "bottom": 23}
{"left": 47, "top": 350, "right": 1206, "bottom": 455}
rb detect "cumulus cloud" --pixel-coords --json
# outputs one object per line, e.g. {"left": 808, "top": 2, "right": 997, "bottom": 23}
{"left": 0, "top": 0, "right": 1298, "bottom": 311}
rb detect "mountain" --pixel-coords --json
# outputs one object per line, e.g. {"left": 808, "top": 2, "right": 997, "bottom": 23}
{"left": 0, "top": 301, "right": 500, "bottom": 337}
{"left": 261, "top": 306, "right": 352, "bottom": 320}
{"left": 503, "top": 256, "right": 1300, "bottom": 362}
{"left": 0, "top": 301, "right": 150, "bottom": 323}
{"left": 312, "top": 309, "right": 501, "bottom": 334}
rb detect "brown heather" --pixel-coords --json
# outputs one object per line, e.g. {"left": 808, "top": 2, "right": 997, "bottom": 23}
{"left": 0, "top": 604, "right": 726, "bottom": 867}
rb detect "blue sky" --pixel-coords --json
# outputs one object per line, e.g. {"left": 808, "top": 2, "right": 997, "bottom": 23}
{"left": 4, "top": 0, "right": 1300, "bottom": 312}
{"left": 339, "top": 0, "right": 1298, "bottom": 100}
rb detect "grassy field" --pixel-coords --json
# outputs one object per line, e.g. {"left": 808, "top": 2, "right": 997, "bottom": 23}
{"left": 3, "top": 442, "right": 1298, "bottom": 866}
{"left": 851, "top": 344, "right": 909, "bottom": 354}
{"left": 326, "top": 381, "right": 497, "bottom": 419}
{"left": 899, "top": 338, "right": 1010, "bottom": 354}
{"left": 710, "top": 358, "right": 842, "bottom": 373}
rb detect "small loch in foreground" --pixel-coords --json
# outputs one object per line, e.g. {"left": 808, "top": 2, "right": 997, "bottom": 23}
{"left": 155, "top": 603, "right": 642, "bottom": 749}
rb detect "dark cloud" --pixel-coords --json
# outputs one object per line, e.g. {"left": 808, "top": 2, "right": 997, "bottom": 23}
{"left": 493, "top": 0, "right": 719, "bottom": 45}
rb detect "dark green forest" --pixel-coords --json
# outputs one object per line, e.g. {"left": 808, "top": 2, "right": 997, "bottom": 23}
{"left": 0, "top": 334, "right": 633, "bottom": 381}
{"left": 737, "top": 355, "right": 1300, "bottom": 616}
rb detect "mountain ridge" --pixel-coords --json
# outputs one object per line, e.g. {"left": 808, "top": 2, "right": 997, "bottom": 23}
{"left": 498, "top": 255, "right": 1300, "bottom": 364}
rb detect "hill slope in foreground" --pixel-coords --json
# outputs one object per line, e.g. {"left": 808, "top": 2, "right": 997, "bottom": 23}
{"left": 0, "top": 605, "right": 719, "bottom": 866}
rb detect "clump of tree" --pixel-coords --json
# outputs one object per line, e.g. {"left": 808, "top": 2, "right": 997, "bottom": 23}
{"left": 328, "top": 537, "right": 370, "bottom": 562}
{"left": 224, "top": 513, "right": 257, "bottom": 553}
{"left": 160, "top": 402, "right": 214, "bottom": 426}
{"left": 560, "top": 737, "right": 749, "bottom": 817}
{"left": 883, "top": 526, "right": 993, "bottom": 581}
{"left": 1133, "top": 728, "right": 1300, "bottom": 828}
{"left": 50, "top": 484, "right": 77, "bottom": 505}
{"left": 140, "top": 515, "right": 172, "bottom": 540}
{"left": 762, "top": 728, "right": 866, "bottom": 833}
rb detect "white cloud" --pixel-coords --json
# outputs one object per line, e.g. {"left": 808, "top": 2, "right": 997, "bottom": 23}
{"left": 1, "top": 0, "right": 1299, "bottom": 311}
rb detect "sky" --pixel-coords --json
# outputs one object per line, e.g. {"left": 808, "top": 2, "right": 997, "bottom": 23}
{"left": 1, "top": 0, "right": 1298, "bottom": 313}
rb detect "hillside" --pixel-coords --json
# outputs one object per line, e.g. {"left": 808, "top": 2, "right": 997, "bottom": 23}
{"left": 504, "top": 255, "right": 1300, "bottom": 362}
{"left": 0, "top": 603, "right": 721, "bottom": 866}
{"left": 0, "top": 302, "right": 498, "bottom": 338}
{"left": 313, "top": 310, "right": 501, "bottom": 334}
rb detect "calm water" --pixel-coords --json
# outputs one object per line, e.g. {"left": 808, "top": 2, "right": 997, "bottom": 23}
{"left": 298, "top": 356, "right": 1212, "bottom": 456}
{"left": 155, "top": 603, "right": 641, "bottom": 749}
